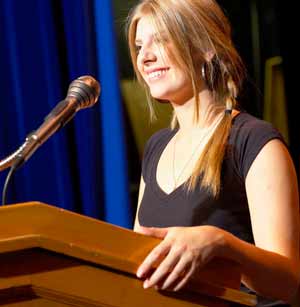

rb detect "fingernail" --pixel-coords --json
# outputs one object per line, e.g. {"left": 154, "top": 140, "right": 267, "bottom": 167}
{"left": 143, "top": 279, "right": 149, "bottom": 289}
{"left": 137, "top": 267, "right": 143, "bottom": 278}
{"left": 161, "top": 283, "right": 167, "bottom": 290}
{"left": 173, "top": 286, "right": 180, "bottom": 292}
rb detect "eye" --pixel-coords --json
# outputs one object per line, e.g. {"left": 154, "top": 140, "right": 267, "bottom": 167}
{"left": 135, "top": 45, "right": 142, "bottom": 53}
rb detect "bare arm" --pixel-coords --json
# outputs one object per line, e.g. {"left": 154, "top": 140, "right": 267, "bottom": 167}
{"left": 136, "top": 139, "right": 300, "bottom": 302}
{"left": 224, "top": 139, "right": 300, "bottom": 301}
{"left": 133, "top": 175, "right": 145, "bottom": 232}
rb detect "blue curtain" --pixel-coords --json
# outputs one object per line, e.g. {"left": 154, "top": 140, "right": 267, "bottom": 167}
{"left": 0, "top": 0, "right": 132, "bottom": 228}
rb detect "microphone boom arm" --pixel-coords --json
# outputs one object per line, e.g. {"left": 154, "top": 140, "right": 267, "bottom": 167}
{"left": 0, "top": 75, "right": 100, "bottom": 172}
{"left": 0, "top": 98, "right": 77, "bottom": 172}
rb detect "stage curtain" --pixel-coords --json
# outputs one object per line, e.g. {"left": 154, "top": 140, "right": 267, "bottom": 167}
{"left": 0, "top": 0, "right": 132, "bottom": 228}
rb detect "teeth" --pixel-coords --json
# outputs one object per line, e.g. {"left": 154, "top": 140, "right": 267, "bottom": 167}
{"left": 148, "top": 69, "right": 167, "bottom": 79}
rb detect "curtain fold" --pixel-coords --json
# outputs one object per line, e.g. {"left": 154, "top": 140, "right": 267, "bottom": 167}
{"left": 0, "top": 0, "right": 74, "bottom": 208}
{"left": 0, "top": 0, "right": 132, "bottom": 228}
{"left": 94, "top": 0, "right": 132, "bottom": 228}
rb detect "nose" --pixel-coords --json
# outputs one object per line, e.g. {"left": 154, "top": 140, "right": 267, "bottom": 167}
{"left": 139, "top": 45, "right": 157, "bottom": 66}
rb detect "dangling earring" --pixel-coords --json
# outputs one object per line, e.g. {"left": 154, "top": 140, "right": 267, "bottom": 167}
{"left": 201, "top": 63, "right": 206, "bottom": 80}
{"left": 225, "top": 97, "right": 233, "bottom": 115}
{"left": 225, "top": 78, "right": 237, "bottom": 115}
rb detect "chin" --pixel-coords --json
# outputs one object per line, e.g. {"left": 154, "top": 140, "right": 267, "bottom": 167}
{"left": 150, "top": 89, "right": 172, "bottom": 101}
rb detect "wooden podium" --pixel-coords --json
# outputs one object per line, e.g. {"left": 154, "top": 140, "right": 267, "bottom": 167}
{"left": 0, "top": 202, "right": 257, "bottom": 307}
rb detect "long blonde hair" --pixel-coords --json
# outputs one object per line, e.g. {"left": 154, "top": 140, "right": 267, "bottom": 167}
{"left": 126, "top": 0, "right": 246, "bottom": 197}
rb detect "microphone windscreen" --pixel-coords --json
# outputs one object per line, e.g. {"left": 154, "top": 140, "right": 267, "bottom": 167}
{"left": 67, "top": 75, "right": 101, "bottom": 109}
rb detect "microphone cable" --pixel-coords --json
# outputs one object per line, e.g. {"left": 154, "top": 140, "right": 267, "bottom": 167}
{"left": 2, "top": 164, "right": 18, "bottom": 206}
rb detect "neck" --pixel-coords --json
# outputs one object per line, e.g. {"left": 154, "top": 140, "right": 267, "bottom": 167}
{"left": 170, "top": 89, "right": 220, "bottom": 134}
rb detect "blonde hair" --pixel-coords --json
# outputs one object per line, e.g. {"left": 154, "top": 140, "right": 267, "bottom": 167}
{"left": 126, "top": 0, "right": 246, "bottom": 197}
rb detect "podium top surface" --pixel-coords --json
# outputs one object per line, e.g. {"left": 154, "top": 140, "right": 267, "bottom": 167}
{"left": 0, "top": 202, "right": 257, "bottom": 306}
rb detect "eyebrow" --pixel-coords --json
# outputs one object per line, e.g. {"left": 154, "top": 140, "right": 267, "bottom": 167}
{"left": 135, "top": 31, "right": 167, "bottom": 45}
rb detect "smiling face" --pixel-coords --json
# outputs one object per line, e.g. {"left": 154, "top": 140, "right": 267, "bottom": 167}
{"left": 135, "top": 17, "right": 194, "bottom": 105}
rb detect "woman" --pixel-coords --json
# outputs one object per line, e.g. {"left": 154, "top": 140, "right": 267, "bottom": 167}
{"left": 126, "top": 0, "right": 300, "bottom": 305}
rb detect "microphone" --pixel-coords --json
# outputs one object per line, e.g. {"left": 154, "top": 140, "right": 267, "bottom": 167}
{"left": 33, "top": 75, "right": 101, "bottom": 146}
{"left": 0, "top": 75, "right": 101, "bottom": 171}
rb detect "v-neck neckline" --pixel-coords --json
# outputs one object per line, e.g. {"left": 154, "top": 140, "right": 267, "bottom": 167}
{"left": 150, "top": 128, "right": 188, "bottom": 200}
{"left": 149, "top": 111, "right": 243, "bottom": 200}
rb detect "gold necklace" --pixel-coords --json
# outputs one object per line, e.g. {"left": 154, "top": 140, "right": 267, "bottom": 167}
{"left": 172, "top": 116, "right": 223, "bottom": 189}
{"left": 172, "top": 130, "right": 209, "bottom": 189}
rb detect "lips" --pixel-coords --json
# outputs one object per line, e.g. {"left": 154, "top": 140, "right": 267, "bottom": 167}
{"left": 146, "top": 67, "right": 170, "bottom": 81}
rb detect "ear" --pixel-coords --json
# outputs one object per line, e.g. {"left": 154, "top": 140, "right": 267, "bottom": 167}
{"left": 192, "top": 49, "right": 215, "bottom": 66}
{"left": 204, "top": 50, "right": 215, "bottom": 62}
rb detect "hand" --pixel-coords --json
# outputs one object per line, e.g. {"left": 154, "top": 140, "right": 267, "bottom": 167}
{"left": 136, "top": 225, "right": 226, "bottom": 291}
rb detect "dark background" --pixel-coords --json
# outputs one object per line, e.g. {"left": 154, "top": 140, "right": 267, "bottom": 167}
{"left": 113, "top": 0, "right": 299, "bottom": 208}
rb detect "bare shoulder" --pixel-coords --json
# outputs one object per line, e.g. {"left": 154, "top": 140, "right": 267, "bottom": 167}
{"left": 246, "top": 138, "right": 296, "bottom": 180}
{"left": 245, "top": 138, "right": 299, "bottom": 257}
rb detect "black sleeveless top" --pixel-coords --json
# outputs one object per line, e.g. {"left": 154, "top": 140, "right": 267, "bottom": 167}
{"left": 138, "top": 112, "right": 288, "bottom": 307}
